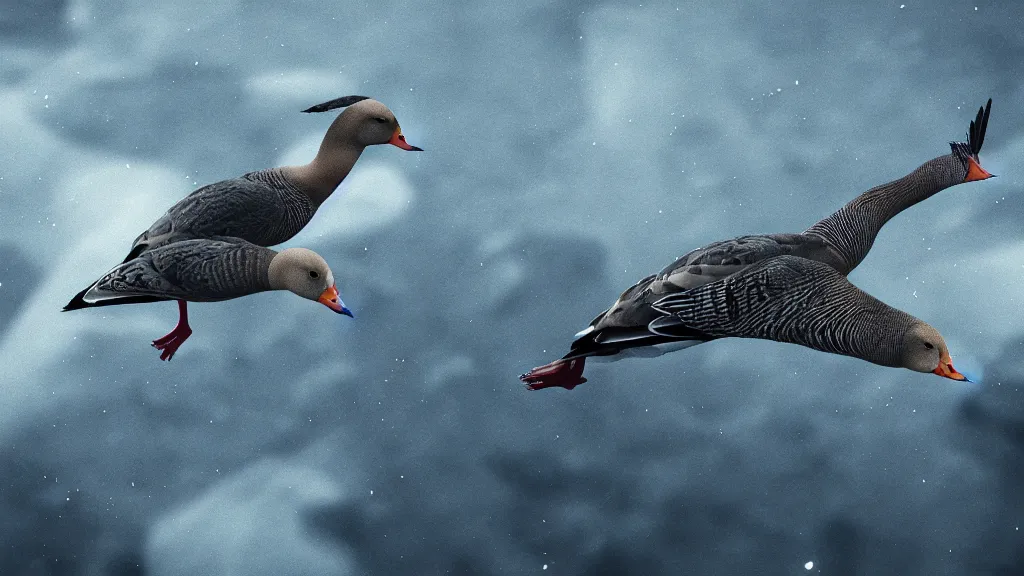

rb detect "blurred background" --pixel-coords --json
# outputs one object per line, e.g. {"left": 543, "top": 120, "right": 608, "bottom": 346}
{"left": 1, "top": 1, "right": 1023, "bottom": 574}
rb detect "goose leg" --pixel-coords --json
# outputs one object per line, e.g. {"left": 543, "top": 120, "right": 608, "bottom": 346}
{"left": 152, "top": 300, "right": 193, "bottom": 361}
{"left": 520, "top": 358, "right": 587, "bottom": 391}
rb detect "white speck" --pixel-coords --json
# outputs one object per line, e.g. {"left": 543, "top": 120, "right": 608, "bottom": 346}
{"left": 900, "top": 4, "right": 905, "bottom": 8}
{"left": 131, "top": 482, "right": 134, "bottom": 487}
{"left": 592, "top": 142, "right": 596, "bottom": 145}
{"left": 776, "top": 88, "right": 782, "bottom": 92}
{"left": 805, "top": 561, "right": 814, "bottom": 570}
{"left": 370, "top": 489, "right": 373, "bottom": 495}
{"left": 126, "top": 164, "right": 130, "bottom": 168}
{"left": 794, "top": 80, "right": 799, "bottom": 85}
{"left": 543, "top": 565, "right": 548, "bottom": 570}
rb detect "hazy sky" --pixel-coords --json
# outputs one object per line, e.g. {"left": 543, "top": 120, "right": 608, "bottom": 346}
{"left": 1, "top": 1, "right": 1023, "bottom": 575}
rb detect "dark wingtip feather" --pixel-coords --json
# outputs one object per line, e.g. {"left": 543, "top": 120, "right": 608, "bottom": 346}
{"left": 301, "top": 95, "right": 371, "bottom": 113}
{"left": 61, "top": 284, "right": 93, "bottom": 312}
{"left": 61, "top": 287, "right": 167, "bottom": 311}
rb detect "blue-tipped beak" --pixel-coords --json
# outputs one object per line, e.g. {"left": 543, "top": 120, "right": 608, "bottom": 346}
{"left": 317, "top": 285, "right": 353, "bottom": 318}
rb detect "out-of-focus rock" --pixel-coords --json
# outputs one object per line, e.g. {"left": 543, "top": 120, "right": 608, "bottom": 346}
{"left": 146, "top": 458, "right": 356, "bottom": 576}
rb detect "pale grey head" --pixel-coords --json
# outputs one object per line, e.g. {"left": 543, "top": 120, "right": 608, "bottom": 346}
{"left": 303, "top": 95, "right": 422, "bottom": 151}
{"left": 267, "top": 247, "right": 352, "bottom": 317}
{"left": 900, "top": 322, "right": 967, "bottom": 381}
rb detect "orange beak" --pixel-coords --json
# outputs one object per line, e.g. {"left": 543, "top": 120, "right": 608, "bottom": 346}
{"left": 965, "top": 157, "right": 993, "bottom": 182}
{"left": 388, "top": 126, "right": 422, "bottom": 151}
{"left": 932, "top": 354, "right": 968, "bottom": 381}
{"left": 317, "top": 285, "right": 354, "bottom": 317}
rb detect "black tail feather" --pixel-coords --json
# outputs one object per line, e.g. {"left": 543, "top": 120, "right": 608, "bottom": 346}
{"left": 61, "top": 283, "right": 95, "bottom": 312}
{"left": 970, "top": 98, "right": 992, "bottom": 156}
{"left": 950, "top": 98, "right": 992, "bottom": 164}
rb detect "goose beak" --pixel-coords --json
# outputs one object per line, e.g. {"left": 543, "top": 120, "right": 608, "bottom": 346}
{"left": 388, "top": 126, "right": 422, "bottom": 151}
{"left": 318, "top": 285, "right": 354, "bottom": 317}
{"left": 965, "top": 157, "right": 993, "bottom": 182}
{"left": 932, "top": 355, "right": 969, "bottom": 382}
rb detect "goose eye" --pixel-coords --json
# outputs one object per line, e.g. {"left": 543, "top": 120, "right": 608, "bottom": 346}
{"left": 309, "top": 270, "right": 320, "bottom": 279}
{"left": 924, "top": 342, "right": 934, "bottom": 350}
{"left": 373, "top": 117, "right": 388, "bottom": 124}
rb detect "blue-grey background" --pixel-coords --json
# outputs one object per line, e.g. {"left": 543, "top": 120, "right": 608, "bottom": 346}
{"left": 1, "top": 1, "right": 1022, "bottom": 574}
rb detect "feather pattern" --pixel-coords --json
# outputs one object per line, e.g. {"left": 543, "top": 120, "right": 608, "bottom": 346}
{"left": 575, "top": 233, "right": 836, "bottom": 348}
{"left": 806, "top": 100, "right": 991, "bottom": 275}
{"left": 74, "top": 237, "right": 276, "bottom": 307}
{"left": 803, "top": 154, "right": 968, "bottom": 274}
{"left": 125, "top": 168, "right": 317, "bottom": 260}
{"left": 652, "top": 255, "right": 918, "bottom": 367}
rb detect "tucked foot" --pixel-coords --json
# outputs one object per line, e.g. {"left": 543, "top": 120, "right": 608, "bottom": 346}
{"left": 519, "top": 358, "right": 587, "bottom": 391}
{"left": 151, "top": 325, "right": 192, "bottom": 361}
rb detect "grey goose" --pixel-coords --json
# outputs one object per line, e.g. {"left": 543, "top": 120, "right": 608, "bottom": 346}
{"left": 63, "top": 238, "right": 351, "bottom": 360}
{"left": 121, "top": 96, "right": 421, "bottom": 262}
{"left": 521, "top": 99, "right": 993, "bottom": 390}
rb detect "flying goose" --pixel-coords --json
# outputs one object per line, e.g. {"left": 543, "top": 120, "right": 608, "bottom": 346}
{"left": 121, "top": 96, "right": 421, "bottom": 263}
{"left": 62, "top": 238, "right": 351, "bottom": 360}
{"left": 520, "top": 99, "right": 993, "bottom": 390}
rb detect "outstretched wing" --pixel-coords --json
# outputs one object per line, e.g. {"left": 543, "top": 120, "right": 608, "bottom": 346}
{"left": 650, "top": 255, "right": 911, "bottom": 366}
{"left": 123, "top": 170, "right": 314, "bottom": 262}
{"left": 65, "top": 237, "right": 272, "bottom": 310}
{"left": 563, "top": 234, "right": 830, "bottom": 359}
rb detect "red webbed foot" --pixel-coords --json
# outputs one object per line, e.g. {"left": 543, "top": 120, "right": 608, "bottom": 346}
{"left": 519, "top": 358, "right": 587, "bottom": 391}
{"left": 151, "top": 325, "right": 192, "bottom": 361}
{"left": 152, "top": 300, "right": 192, "bottom": 361}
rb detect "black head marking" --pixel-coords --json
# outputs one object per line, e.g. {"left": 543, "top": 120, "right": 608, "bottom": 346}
{"left": 301, "top": 95, "right": 371, "bottom": 114}
{"left": 949, "top": 97, "right": 992, "bottom": 164}
{"left": 969, "top": 97, "right": 992, "bottom": 156}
